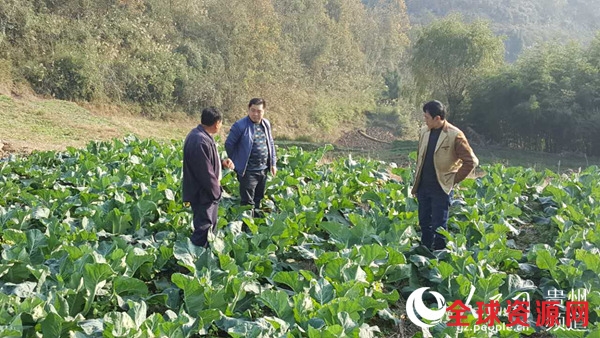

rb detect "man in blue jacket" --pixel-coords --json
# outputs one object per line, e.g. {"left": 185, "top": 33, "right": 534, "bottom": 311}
{"left": 225, "top": 98, "right": 277, "bottom": 215}
{"left": 183, "top": 107, "right": 234, "bottom": 247}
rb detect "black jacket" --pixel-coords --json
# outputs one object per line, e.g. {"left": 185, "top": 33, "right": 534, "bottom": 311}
{"left": 182, "top": 125, "right": 221, "bottom": 205}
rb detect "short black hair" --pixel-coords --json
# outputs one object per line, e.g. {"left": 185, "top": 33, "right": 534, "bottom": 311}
{"left": 423, "top": 100, "right": 446, "bottom": 120}
{"left": 201, "top": 107, "right": 222, "bottom": 126}
{"left": 248, "top": 97, "right": 266, "bottom": 108}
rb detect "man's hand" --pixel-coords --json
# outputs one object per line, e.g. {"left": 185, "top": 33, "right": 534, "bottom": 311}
{"left": 271, "top": 166, "right": 277, "bottom": 176}
{"left": 222, "top": 158, "right": 235, "bottom": 170}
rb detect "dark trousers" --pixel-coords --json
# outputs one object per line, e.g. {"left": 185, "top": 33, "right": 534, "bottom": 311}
{"left": 417, "top": 184, "right": 451, "bottom": 250}
{"left": 238, "top": 169, "right": 268, "bottom": 209}
{"left": 191, "top": 201, "right": 219, "bottom": 247}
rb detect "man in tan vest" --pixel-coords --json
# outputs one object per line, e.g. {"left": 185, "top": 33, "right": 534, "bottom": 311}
{"left": 412, "top": 100, "right": 478, "bottom": 250}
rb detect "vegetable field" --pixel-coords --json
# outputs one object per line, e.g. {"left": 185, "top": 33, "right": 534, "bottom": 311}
{"left": 0, "top": 137, "right": 598, "bottom": 337}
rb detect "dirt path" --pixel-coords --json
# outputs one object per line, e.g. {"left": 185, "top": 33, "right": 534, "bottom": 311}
{"left": 335, "top": 126, "right": 398, "bottom": 150}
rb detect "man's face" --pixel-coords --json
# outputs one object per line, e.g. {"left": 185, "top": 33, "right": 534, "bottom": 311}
{"left": 248, "top": 104, "right": 265, "bottom": 123}
{"left": 424, "top": 111, "right": 441, "bottom": 130}
{"left": 207, "top": 119, "right": 222, "bottom": 135}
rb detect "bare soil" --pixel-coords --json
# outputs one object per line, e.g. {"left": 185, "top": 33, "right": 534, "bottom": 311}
{"left": 335, "top": 126, "right": 398, "bottom": 150}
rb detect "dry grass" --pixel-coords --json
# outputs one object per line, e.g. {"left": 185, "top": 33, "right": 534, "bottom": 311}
{"left": 0, "top": 94, "right": 198, "bottom": 154}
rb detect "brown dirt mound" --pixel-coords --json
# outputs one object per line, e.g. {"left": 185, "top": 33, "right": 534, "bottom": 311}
{"left": 335, "top": 126, "right": 397, "bottom": 150}
{"left": 0, "top": 140, "right": 39, "bottom": 158}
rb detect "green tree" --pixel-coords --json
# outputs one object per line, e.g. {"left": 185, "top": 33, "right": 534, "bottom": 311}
{"left": 467, "top": 41, "right": 600, "bottom": 156}
{"left": 410, "top": 14, "right": 504, "bottom": 122}
{"left": 588, "top": 32, "right": 600, "bottom": 69}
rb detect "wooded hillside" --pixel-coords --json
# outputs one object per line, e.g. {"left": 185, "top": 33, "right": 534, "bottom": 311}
{"left": 2, "top": 0, "right": 600, "bottom": 156}
{"left": 405, "top": 0, "right": 600, "bottom": 61}
{"left": 0, "top": 0, "right": 409, "bottom": 137}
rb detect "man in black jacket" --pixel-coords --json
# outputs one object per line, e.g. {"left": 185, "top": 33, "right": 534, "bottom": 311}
{"left": 182, "top": 107, "right": 234, "bottom": 247}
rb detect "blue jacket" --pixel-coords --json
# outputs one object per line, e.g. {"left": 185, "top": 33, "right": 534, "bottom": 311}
{"left": 225, "top": 116, "right": 276, "bottom": 176}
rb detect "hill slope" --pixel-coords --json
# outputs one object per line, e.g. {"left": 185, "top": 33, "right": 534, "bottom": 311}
{"left": 405, "top": 0, "right": 600, "bottom": 61}
{"left": 0, "top": 93, "right": 193, "bottom": 156}
{"left": 0, "top": 0, "right": 410, "bottom": 137}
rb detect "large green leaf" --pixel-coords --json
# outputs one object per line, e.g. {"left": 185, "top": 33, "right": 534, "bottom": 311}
{"left": 337, "top": 311, "right": 358, "bottom": 333}
{"left": 436, "top": 261, "right": 455, "bottom": 280}
{"left": 82, "top": 263, "right": 114, "bottom": 315}
{"left": 216, "top": 316, "right": 262, "bottom": 338}
{"left": 310, "top": 278, "right": 335, "bottom": 305}
{"left": 173, "top": 239, "right": 209, "bottom": 274}
{"left": 25, "top": 229, "right": 48, "bottom": 265}
{"left": 126, "top": 300, "right": 147, "bottom": 328}
{"left": 319, "top": 222, "right": 352, "bottom": 247}
{"left": 500, "top": 274, "right": 536, "bottom": 299}
{"left": 130, "top": 200, "right": 158, "bottom": 229}
{"left": 103, "top": 311, "right": 137, "bottom": 337}
{"left": 292, "top": 292, "right": 314, "bottom": 324}
{"left": 474, "top": 273, "right": 506, "bottom": 303}
{"left": 535, "top": 249, "right": 558, "bottom": 271}
{"left": 341, "top": 264, "right": 368, "bottom": 283}
{"left": 272, "top": 271, "right": 307, "bottom": 293}
{"left": 384, "top": 264, "right": 411, "bottom": 283}
{"left": 32, "top": 206, "right": 50, "bottom": 220}
{"left": 257, "top": 289, "right": 294, "bottom": 323}
{"left": 307, "top": 325, "right": 342, "bottom": 338}
{"left": 576, "top": 249, "right": 600, "bottom": 274}
{"left": 171, "top": 273, "right": 205, "bottom": 315}
{"left": 356, "top": 244, "right": 387, "bottom": 267}
{"left": 322, "top": 258, "right": 345, "bottom": 282}
{"left": 113, "top": 276, "right": 149, "bottom": 297}
{"left": 317, "top": 298, "right": 363, "bottom": 326}
{"left": 40, "top": 312, "right": 64, "bottom": 338}
{"left": 0, "top": 315, "right": 23, "bottom": 337}
{"left": 198, "top": 309, "right": 222, "bottom": 331}
{"left": 103, "top": 208, "right": 133, "bottom": 234}
{"left": 77, "top": 319, "right": 104, "bottom": 337}
{"left": 125, "top": 247, "right": 155, "bottom": 278}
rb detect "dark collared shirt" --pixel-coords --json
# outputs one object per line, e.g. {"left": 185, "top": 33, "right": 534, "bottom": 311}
{"left": 419, "top": 127, "right": 443, "bottom": 191}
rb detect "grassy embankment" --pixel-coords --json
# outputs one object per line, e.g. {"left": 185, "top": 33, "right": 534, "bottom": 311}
{"left": 0, "top": 94, "right": 193, "bottom": 153}
{"left": 2, "top": 93, "right": 599, "bottom": 172}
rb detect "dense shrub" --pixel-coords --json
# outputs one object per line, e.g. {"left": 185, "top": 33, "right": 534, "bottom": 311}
{"left": 22, "top": 52, "right": 98, "bottom": 101}
{"left": 465, "top": 41, "right": 600, "bottom": 156}
{"left": 0, "top": 0, "right": 412, "bottom": 132}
